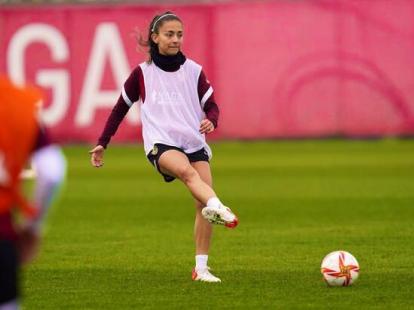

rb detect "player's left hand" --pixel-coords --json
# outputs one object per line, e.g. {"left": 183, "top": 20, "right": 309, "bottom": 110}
{"left": 199, "top": 119, "right": 215, "bottom": 134}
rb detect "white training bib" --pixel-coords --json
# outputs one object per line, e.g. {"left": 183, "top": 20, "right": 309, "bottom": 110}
{"left": 139, "top": 59, "right": 212, "bottom": 158}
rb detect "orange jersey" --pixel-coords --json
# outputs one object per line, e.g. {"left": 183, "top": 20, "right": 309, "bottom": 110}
{"left": 0, "top": 76, "right": 41, "bottom": 217}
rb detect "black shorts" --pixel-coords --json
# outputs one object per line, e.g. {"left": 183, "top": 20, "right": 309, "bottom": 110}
{"left": 147, "top": 143, "right": 209, "bottom": 182}
{"left": 0, "top": 240, "right": 19, "bottom": 304}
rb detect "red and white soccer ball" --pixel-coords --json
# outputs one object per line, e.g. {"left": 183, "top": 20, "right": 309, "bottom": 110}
{"left": 321, "top": 251, "right": 360, "bottom": 286}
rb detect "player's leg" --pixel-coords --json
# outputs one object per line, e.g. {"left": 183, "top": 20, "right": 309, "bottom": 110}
{"left": 159, "top": 149, "right": 238, "bottom": 227}
{"left": 191, "top": 161, "right": 213, "bottom": 255}
{"left": 158, "top": 148, "right": 238, "bottom": 228}
{"left": 190, "top": 161, "right": 221, "bottom": 282}
{"left": 157, "top": 149, "right": 216, "bottom": 204}
{"left": 157, "top": 148, "right": 238, "bottom": 229}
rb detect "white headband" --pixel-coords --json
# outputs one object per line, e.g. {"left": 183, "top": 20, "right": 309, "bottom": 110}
{"left": 151, "top": 14, "right": 178, "bottom": 32}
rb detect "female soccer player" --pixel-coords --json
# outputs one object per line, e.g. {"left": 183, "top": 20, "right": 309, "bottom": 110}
{"left": 90, "top": 11, "right": 238, "bottom": 283}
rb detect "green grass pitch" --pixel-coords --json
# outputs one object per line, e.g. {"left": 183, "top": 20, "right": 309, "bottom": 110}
{"left": 22, "top": 140, "right": 414, "bottom": 309}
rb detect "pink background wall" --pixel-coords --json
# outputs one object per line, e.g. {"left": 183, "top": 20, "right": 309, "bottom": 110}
{"left": 1, "top": 0, "right": 414, "bottom": 143}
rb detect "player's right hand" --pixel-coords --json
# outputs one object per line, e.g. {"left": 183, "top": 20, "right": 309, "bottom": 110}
{"left": 89, "top": 145, "right": 105, "bottom": 168}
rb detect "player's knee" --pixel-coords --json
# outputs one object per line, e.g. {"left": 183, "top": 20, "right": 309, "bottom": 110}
{"left": 177, "top": 165, "right": 198, "bottom": 185}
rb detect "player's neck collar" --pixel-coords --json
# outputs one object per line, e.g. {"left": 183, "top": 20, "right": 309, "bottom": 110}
{"left": 151, "top": 49, "right": 186, "bottom": 72}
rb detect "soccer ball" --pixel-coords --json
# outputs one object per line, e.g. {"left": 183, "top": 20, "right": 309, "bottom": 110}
{"left": 321, "top": 251, "right": 360, "bottom": 286}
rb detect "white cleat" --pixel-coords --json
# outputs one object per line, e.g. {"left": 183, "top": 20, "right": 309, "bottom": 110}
{"left": 201, "top": 205, "right": 238, "bottom": 228}
{"left": 192, "top": 267, "right": 221, "bottom": 283}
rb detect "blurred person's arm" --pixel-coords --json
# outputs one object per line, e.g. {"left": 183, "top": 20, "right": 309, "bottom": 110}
{"left": 30, "top": 131, "right": 66, "bottom": 230}
{"left": 19, "top": 128, "right": 66, "bottom": 264}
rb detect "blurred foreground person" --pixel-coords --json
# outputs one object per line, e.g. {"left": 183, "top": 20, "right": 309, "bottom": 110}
{"left": 0, "top": 76, "right": 66, "bottom": 310}
{"left": 90, "top": 11, "right": 238, "bottom": 282}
